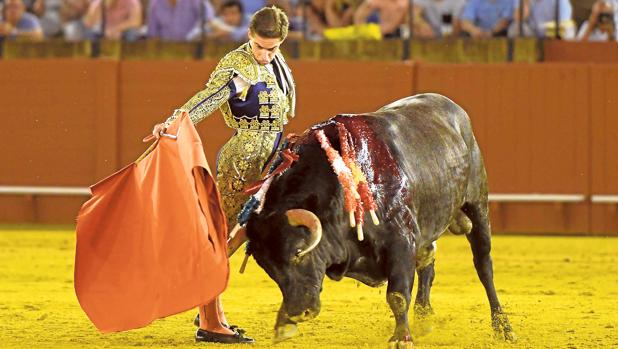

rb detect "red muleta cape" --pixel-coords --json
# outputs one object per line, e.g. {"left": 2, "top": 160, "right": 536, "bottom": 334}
{"left": 74, "top": 112, "right": 229, "bottom": 333}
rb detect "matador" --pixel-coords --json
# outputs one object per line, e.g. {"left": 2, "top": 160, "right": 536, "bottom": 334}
{"left": 150, "top": 6, "right": 295, "bottom": 344}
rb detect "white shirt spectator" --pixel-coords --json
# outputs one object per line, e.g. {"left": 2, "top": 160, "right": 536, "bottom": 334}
{"left": 36, "top": 0, "right": 63, "bottom": 37}
{"left": 416, "top": 0, "right": 465, "bottom": 36}
{"left": 577, "top": 20, "right": 617, "bottom": 40}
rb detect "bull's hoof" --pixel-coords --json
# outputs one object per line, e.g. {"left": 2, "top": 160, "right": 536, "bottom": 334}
{"left": 492, "top": 312, "right": 517, "bottom": 343}
{"left": 273, "top": 323, "right": 298, "bottom": 343}
{"left": 388, "top": 339, "right": 414, "bottom": 349}
{"left": 494, "top": 328, "right": 517, "bottom": 343}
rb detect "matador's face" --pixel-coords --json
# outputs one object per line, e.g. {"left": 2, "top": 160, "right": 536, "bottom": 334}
{"left": 248, "top": 32, "right": 284, "bottom": 65}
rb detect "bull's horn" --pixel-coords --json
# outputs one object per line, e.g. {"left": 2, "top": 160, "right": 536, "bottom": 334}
{"left": 286, "top": 209, "right": 322, "bottom": 257}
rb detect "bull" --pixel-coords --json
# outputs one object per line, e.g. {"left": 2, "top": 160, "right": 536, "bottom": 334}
{"left": 244, "top": 93, "right": 516, "bottom": 347}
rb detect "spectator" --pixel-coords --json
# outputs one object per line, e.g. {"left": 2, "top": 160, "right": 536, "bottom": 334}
{"left": 21, "top": 0, "right": 36, "bottom": 12}
{"left": 415, "top": 0, "right": 465, "bottom": 37}
{"left": 509, "top": 0, "right": 575, "bottom": 38}
{"left": 236, "top": 0, "right": 292, "bottom": 16}
{"left": 32, "top": 0, "right": 63, "bottom": 38}
{"left": 354, "top": 0, "right": 434, "bottom": 38}
{"left": 572, "top": 0, "right": 600, "bottom": 28}
{"left": 148, "top": 0, "right": 214, "bottom": 41}
{"left": 578, "top": 0, "right": 617, "bottom": 41}
{"left": 240, "top": 0, "right": 266, "bottom": 14}
{"left": 460, "top": 0, "right": 513, "bottom": 38}
{"left": 187, "top": 0, "right": 249, "bottom": 41}
{"left": 0, "top": 0, "right": 43, "bottom": 40}
{"left": 83, "top": 0, "right": 142, "bottom": 40}
{"left": 303, "top": 0, "right": 360, "bottom": 36}
{"left": 60, "top": 0, "right": 91, "bottom": 41}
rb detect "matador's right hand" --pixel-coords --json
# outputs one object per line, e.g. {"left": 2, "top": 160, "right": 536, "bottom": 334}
{"left": 143, "top": 123, "right": 167, "bottom": 142}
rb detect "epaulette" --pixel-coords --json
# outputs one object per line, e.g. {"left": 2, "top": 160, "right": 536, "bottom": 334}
{"left": 211, "top": 45, "right": 259, "bottom": 85}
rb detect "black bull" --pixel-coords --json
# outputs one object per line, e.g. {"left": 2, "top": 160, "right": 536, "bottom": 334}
{"left": 245, "top": 94, "right": 516, "bottom": 347}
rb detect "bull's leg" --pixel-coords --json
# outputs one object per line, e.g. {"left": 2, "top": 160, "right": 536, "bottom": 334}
{"left": 414, "top": 242, "right": 436, "bottom": 314}
{"left": 412, "top": 262, "right": 435, "bottom": 337}
{"left": 463, "top": 202, "right": 516, "bottom": 342}
{"left": 386, "top": 243, "right": 416, "bottom": 348}
{"left": 412, "top": 242, "right": 436, "bottom": 337}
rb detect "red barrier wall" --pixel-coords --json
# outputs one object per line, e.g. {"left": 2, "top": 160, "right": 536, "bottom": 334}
{"left": 544, "top": 41, "right": 618, "bottom": 63}
{"left": 0, "top": 59, "right": 118, "bottom": 222}
{"left": 589, "top": 65, "right": 618, "bottom": 234}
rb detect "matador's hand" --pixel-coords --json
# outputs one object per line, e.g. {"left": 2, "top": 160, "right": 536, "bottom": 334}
{"left": 143, "top": 123, "right": 167, "bottom": 142}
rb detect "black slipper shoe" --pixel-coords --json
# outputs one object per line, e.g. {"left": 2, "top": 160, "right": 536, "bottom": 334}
{"left": 193, "top": 314, "right": 246, "bottom": 335}
{"left": 195, "top": 328, "right": 255, "bottom": 344}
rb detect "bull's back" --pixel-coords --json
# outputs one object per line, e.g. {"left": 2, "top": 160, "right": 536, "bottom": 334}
{"left": 368, "top": 94, "right": 480, "bottom": 244}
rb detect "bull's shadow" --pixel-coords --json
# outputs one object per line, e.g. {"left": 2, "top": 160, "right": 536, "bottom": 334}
{"left": 244, "top": 93, "right": 517, "bottom": 348}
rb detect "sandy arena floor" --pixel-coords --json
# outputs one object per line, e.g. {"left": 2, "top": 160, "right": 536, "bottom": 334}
{"left": 0, "top": 227, "right": 616, "bottom": 349}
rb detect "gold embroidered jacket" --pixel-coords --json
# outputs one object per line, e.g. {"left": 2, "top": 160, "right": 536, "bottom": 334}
{"left": 164, "top": 43, "right": 296, "bottom": 132}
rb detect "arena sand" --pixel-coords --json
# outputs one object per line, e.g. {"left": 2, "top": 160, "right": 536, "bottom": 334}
{"left": 0, "top": 227, "right": 616, "bottom": 349}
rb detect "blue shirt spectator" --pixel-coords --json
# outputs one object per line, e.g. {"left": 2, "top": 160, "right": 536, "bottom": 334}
{"left": 0, "top": 0, "right": 43, "bottom": 40}
{"left": 148, "top": 0, "right": 215, "bottom": 41}
{"left": 240, "top": 0, "right": 266, "bottom": 14}
{"left": 461, "top": 0, "right": 513, "bottom": 37}
{"left": 187, "top": 0, "right": 250, "bottom": 41}
{"left": 510, "top": 0, "right": 574, "bottom": 38}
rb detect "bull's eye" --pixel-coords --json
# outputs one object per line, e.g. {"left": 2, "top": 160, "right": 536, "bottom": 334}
{"left": 295, "top": 248, "right": 302, "bottom": 257}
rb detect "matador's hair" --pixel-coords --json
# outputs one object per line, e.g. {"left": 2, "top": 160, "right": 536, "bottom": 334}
{"left": 249, "top": 6, "right": 289, "bottom": 40}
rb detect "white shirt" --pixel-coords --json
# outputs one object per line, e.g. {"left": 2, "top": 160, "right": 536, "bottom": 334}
{"left": 577, "top": 20, "right": 617, "bottom": 41}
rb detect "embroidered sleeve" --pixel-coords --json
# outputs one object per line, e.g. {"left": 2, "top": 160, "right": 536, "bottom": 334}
{"left": 164, "top": 71, "right": 234, "bottom": 126}
{"left": 164, "top": 48, "right": 258, "bottom": 127}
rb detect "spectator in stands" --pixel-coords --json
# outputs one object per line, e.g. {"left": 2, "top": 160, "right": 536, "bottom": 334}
{"left": 460, "top": 0, "right": 513, "bottom": 38}
{"left": 508, "top": 0, "right": 575, "bottom": 39}
{"left": 239, "top": 0, "right": 265, "bottom": 14}
{"left": 187, "top": 0, "right": 249, "bottom": 41}
{"left": 147, "top": 0, "right": 214, "bottom": 41}
{"left": 0, "top": 0, "right": 43, "bottom": 40}
{"left": 354, "top": 0, "right": 434, "bottom": 38}
{"left": 578, "top": 0, "right": 617, "bottom": 41}
{"left": 303, "top": 0, "right": 361, "bottom": 36}
{"left": 31, "top": 0, "right": 63, "bottom": 38}
{"left": 60, "top": 0, "right": 90, "bottom": 41}
{"left": 571, "top": 0, "right": 596, "bottom": 28}
{"left": 415, "top": 0, "right": 465, "bottom": 37}
{"left": 21, "top": 0, "right": 36, "bottom": 12}
{"left": 83, "top": 0, "right": 142, "bottom": 40}
{"left": 231, "top": 0, "right": 292, "bottom": 17}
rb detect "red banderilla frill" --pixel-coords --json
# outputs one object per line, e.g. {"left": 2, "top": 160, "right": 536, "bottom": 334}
{"left": 336, "top": 122, "right": 380, "bottom": 241}
{"left": 315, "top": 129, "right": 360, "bottom": 230}
{"left": 315, "top": 126, "right": 379, "bottom": 241}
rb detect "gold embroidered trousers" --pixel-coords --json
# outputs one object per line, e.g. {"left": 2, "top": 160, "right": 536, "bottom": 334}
{"left": 215, "top": 130, "right": 280, "bottom": 229}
